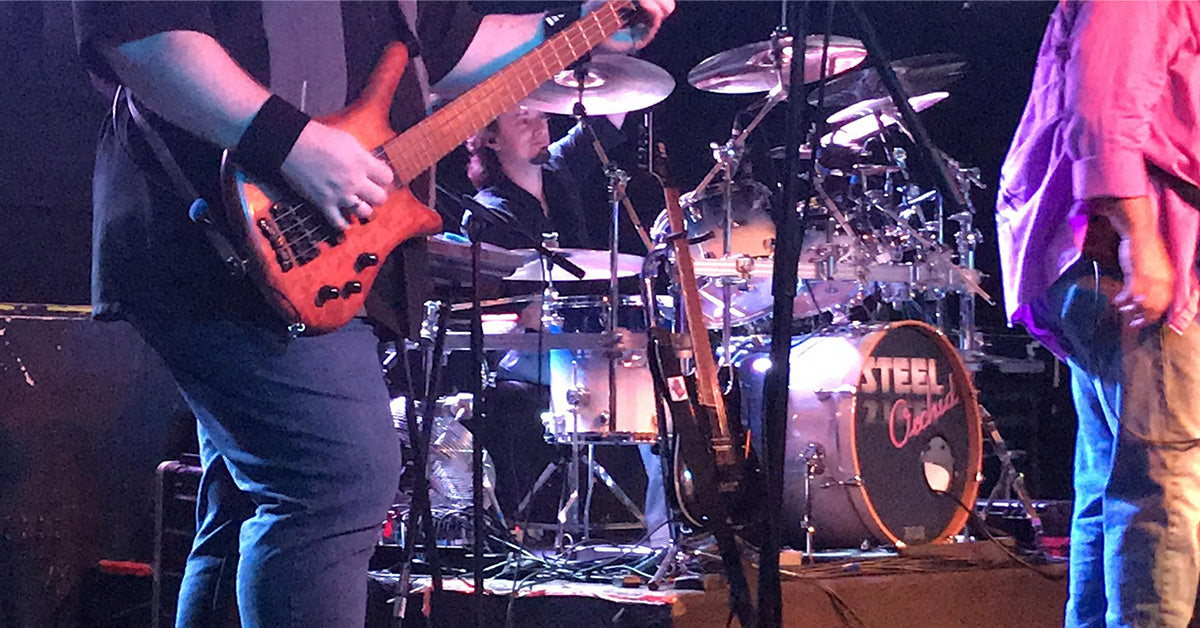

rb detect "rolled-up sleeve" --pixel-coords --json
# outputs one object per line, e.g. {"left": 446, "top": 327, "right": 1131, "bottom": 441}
{"left": 1064, "top": 0, "right": 1174, "bottom": 201}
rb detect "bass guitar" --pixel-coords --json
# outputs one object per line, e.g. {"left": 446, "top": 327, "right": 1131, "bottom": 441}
{"left": 220, "top": 2, "right": 636, "bottom": 333}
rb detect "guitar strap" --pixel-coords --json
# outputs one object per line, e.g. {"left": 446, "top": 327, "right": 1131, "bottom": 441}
{"left": 120, "top": 87, "right": 247, "bottom": 278}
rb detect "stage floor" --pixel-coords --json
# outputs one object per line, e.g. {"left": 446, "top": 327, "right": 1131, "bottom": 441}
{"left": 368, "top": 542, "right": 1069, "bottom": 627}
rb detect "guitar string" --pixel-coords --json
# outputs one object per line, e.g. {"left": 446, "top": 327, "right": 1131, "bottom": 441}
{"left": 381, "top": 5, "right": 620, "bottom": 183}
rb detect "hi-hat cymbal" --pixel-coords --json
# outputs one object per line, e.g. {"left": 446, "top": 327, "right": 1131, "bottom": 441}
{"left": 688, "top": 35, "right": 868, "bottom": 94}
{"left": 808, "top": 53, "right": 966, "bottom": 111}
{"left": 521, "top": 55, "right": 675, "bottom": 116}
{"left": 822, "top": 91, "right": 949, "bottom": 147}
{"left": 504, "top": 248, "right": 645, "bottom": 283}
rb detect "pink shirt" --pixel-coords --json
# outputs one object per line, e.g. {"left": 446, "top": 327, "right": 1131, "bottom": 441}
{"left": 997, "top": 0, "right": 1200, "bottom": 355}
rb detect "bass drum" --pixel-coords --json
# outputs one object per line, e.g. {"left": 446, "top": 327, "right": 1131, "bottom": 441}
{"left": 652, "top": 179, "right": 864, "bottom": 328}
{"left": 743, "top": 321, "right": 981, "bottom": 548}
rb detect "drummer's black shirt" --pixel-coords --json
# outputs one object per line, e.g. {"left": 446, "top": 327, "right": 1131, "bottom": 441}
{"left": 470, "top": 117, "right": 626, "bottom": 251}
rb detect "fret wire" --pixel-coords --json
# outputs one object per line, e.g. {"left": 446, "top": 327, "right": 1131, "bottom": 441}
{"left": 381, "top": 2, "right": 627, "bottom": 176}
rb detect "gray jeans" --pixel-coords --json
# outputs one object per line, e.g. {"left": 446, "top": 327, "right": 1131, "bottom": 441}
{"left": 1033, "top": 262, "right": 1200, "bottom": 627}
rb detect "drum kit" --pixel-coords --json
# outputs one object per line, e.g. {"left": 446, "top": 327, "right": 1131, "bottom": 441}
{"left": 415, "top": 23, "right": 995, "bottom": 555}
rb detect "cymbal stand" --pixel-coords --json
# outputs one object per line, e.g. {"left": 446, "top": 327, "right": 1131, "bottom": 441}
{"left": 691, "top": 89, "right": 786, "bottom": 199}
{"left": 943, "top": 154, "right": 986, "bottom": 355}
{"left": 390, "top": 306, "right": 449, "bottom": 626}
{"left": 714, "top": 136, "right": 738, "bottom": 370}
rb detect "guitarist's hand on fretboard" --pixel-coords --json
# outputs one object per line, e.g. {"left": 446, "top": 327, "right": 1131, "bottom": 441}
{"left": 279, "top": 120, "right": 394, "bottom": 231}
{"left": 587, "top": 0, "right": 675, "bottom": 53}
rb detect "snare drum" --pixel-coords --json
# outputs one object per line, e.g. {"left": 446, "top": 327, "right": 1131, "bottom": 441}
{"left": 744, "top": 321, "right": 982, "bottom": 547}
{"left": 544, "top": 295, "right": 660, "bottom": 444}
{"left": 653, "top": 179, "right": 865, "bottom": 328}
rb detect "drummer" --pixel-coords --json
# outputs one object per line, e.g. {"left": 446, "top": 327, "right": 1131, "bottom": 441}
{"left": 463, "top": 105, "right": 629, "bottom": 250}
{"left": 462, "top": 105, "right": 670, "bottom": 547}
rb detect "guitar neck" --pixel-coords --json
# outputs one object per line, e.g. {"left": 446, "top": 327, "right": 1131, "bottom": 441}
{"left": 382, "top": 1, "right": 632, "bottom": 183}
{"left": 664, "top": 187, "right": 730, "bottom": 436}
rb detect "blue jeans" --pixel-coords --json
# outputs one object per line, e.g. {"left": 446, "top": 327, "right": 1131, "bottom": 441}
{"left": 132, "top": 310, "right": 400, "bottom": 628}
{"left": 1033, "top": 263, "right": 1200, "bottom": 627}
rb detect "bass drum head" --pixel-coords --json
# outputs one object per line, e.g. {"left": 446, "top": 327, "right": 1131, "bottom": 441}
{"left": 780, "top": 321, "right": 982, "bottom": 548}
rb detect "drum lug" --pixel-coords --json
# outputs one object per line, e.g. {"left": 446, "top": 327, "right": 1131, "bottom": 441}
{"left": 814, "top": 385, "right": 855, "bottom": 401}
{"left": 801, "top": 443, "right": 826, "bottom": 476}
{"left": 820, "top": 475, "right": 862, "bottom": 489}
{"left": 566, "top": 387, "right": 591, "bottom": 408}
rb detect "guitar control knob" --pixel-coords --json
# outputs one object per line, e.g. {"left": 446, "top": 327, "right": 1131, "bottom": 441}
{"left": 343, "top": 281, "right": 363, "bottom": 295}
{"left": 315, "top": 285, "right": 340, "bottom": 306}
{"left": 355, "top": 253, "right": 380, "bottom": 272}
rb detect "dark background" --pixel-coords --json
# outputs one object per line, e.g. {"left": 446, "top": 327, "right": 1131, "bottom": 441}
{"left": 0, "top": 2, "right": 1073, "bottom": 625}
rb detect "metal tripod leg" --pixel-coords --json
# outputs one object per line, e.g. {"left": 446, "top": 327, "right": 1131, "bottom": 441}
{"left": 587, "top": 447, "right": 646, "bottom": 526}
{"left": 979, "top": 405, "right": 1044, "bottom": 547}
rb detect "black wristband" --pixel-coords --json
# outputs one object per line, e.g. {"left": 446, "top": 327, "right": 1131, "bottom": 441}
{"left": 233, "top": 95, "right": 311, "bottom": 175}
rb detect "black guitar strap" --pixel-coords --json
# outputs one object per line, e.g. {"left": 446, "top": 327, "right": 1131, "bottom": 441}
{"left": 120, "top": 87, "right": 247, "bottom": 278}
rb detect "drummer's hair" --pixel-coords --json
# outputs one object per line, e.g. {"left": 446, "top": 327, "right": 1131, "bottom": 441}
{"left": 465, "top": 120, "right": 502, "bottom": 189}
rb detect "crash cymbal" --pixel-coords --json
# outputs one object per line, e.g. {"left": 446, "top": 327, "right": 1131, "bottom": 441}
{"left": 504, "top": 248, "right": 645, "bottom": 283}
{"left": 822, "top": 91, "right": 949, "bottom": 147}
{"left": 688, "top": 35, "right": 868, "bottom": 94}
{"left": 808, "top": 53, "right": 966, "bottom": 111}
{"left": 521, "top": 55, "right": 675, "bottom": 116}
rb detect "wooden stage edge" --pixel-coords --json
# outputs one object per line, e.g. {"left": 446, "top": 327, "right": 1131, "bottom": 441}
{"left": 371, "top": 557, "right": 1069, "bottom": 627}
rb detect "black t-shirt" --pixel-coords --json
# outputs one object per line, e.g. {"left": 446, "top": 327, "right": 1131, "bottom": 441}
{"left": 74, "top": 1, "right": 483, "bottom": 329}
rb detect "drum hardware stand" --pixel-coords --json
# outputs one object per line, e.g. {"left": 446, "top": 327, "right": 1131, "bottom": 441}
{"left": 799, "top": 442, "right": 826, "bottom": 563}
{"left": 438, "top": 187, "right": 586, "bottom": 628}
{"left": 569, "top": 86, "right": 629, "bottom": 463}
{"left": 978, "top": 405, "right": 1044, "bottom": 548}
{"left": 390, "top": 303, "right": 450, "bottom": 626}
{"left": 511, "top": 434, "right": 646, "bottom": 549}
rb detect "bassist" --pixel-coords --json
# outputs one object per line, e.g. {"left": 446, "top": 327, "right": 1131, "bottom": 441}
{"left": 72, "top": 2, "right": 672, "bottom": 626}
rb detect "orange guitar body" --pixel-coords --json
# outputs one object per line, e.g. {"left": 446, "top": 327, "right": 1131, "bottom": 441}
{"left": 218, "top": 2, "right": 633, "bottom": 333}
{"left": 221, "top": 43, "right": 439, "bottom": 334}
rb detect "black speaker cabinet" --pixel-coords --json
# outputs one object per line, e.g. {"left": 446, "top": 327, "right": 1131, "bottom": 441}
{"left": 0, "top": 311, "right": 191, "bottom": 627}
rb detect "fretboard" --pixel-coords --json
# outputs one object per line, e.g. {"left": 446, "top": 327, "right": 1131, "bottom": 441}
{"left": 383, "top": 1, "right": 633, "bottom": 183}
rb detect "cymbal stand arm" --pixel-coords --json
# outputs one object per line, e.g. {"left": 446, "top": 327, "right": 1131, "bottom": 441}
{"left": 944, "top": 153, "right": 986, "bottom": 354}
{"left": 719, "top": 152, "right": 736, "bottom": 370}
{"left": 690, "top": 89, "right": 786, "bottom": 199}
{"left": 581, "top": 118, "right": 653, "bottom": 252}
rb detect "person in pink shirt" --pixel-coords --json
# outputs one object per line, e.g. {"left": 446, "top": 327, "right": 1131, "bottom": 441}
{"left": 997, "top": 1, "right": 1200, "bottom": 625}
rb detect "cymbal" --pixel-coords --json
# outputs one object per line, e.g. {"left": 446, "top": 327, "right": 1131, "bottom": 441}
{"left": 521, "top": 55, "right": 675, "bottom": 116}
{"left": 808, "top": 53, "right": 966, "bottom": 111}
{"left": 688, "top": 35, "right": 868, "bottom": 94}
{"left": 504, "top": 248, "right": 645, "bottom": 283}
{"left": 822, "top": 91, "right": 948, "bottom": 147}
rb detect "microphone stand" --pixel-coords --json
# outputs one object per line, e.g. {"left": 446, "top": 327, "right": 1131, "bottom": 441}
{"left": 758, "top": 2, "right": 814, "bottom": 626}
{"left": 434, "top": 184, "right": 586, "bottom": 628}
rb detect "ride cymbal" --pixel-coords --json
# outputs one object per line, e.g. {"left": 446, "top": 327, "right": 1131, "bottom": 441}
{"left": 688, "top": 34, "right": 868, "bottom": 94}
{"left": 808, "top": 53, "right": 966, "bottom": 111}
{"left": 521, "top": 54, "right": 675, "bottom": 116}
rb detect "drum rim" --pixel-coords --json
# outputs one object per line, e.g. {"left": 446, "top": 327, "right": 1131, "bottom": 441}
{"left": 845, "top": 320, "right": 983, "bottom": 547}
